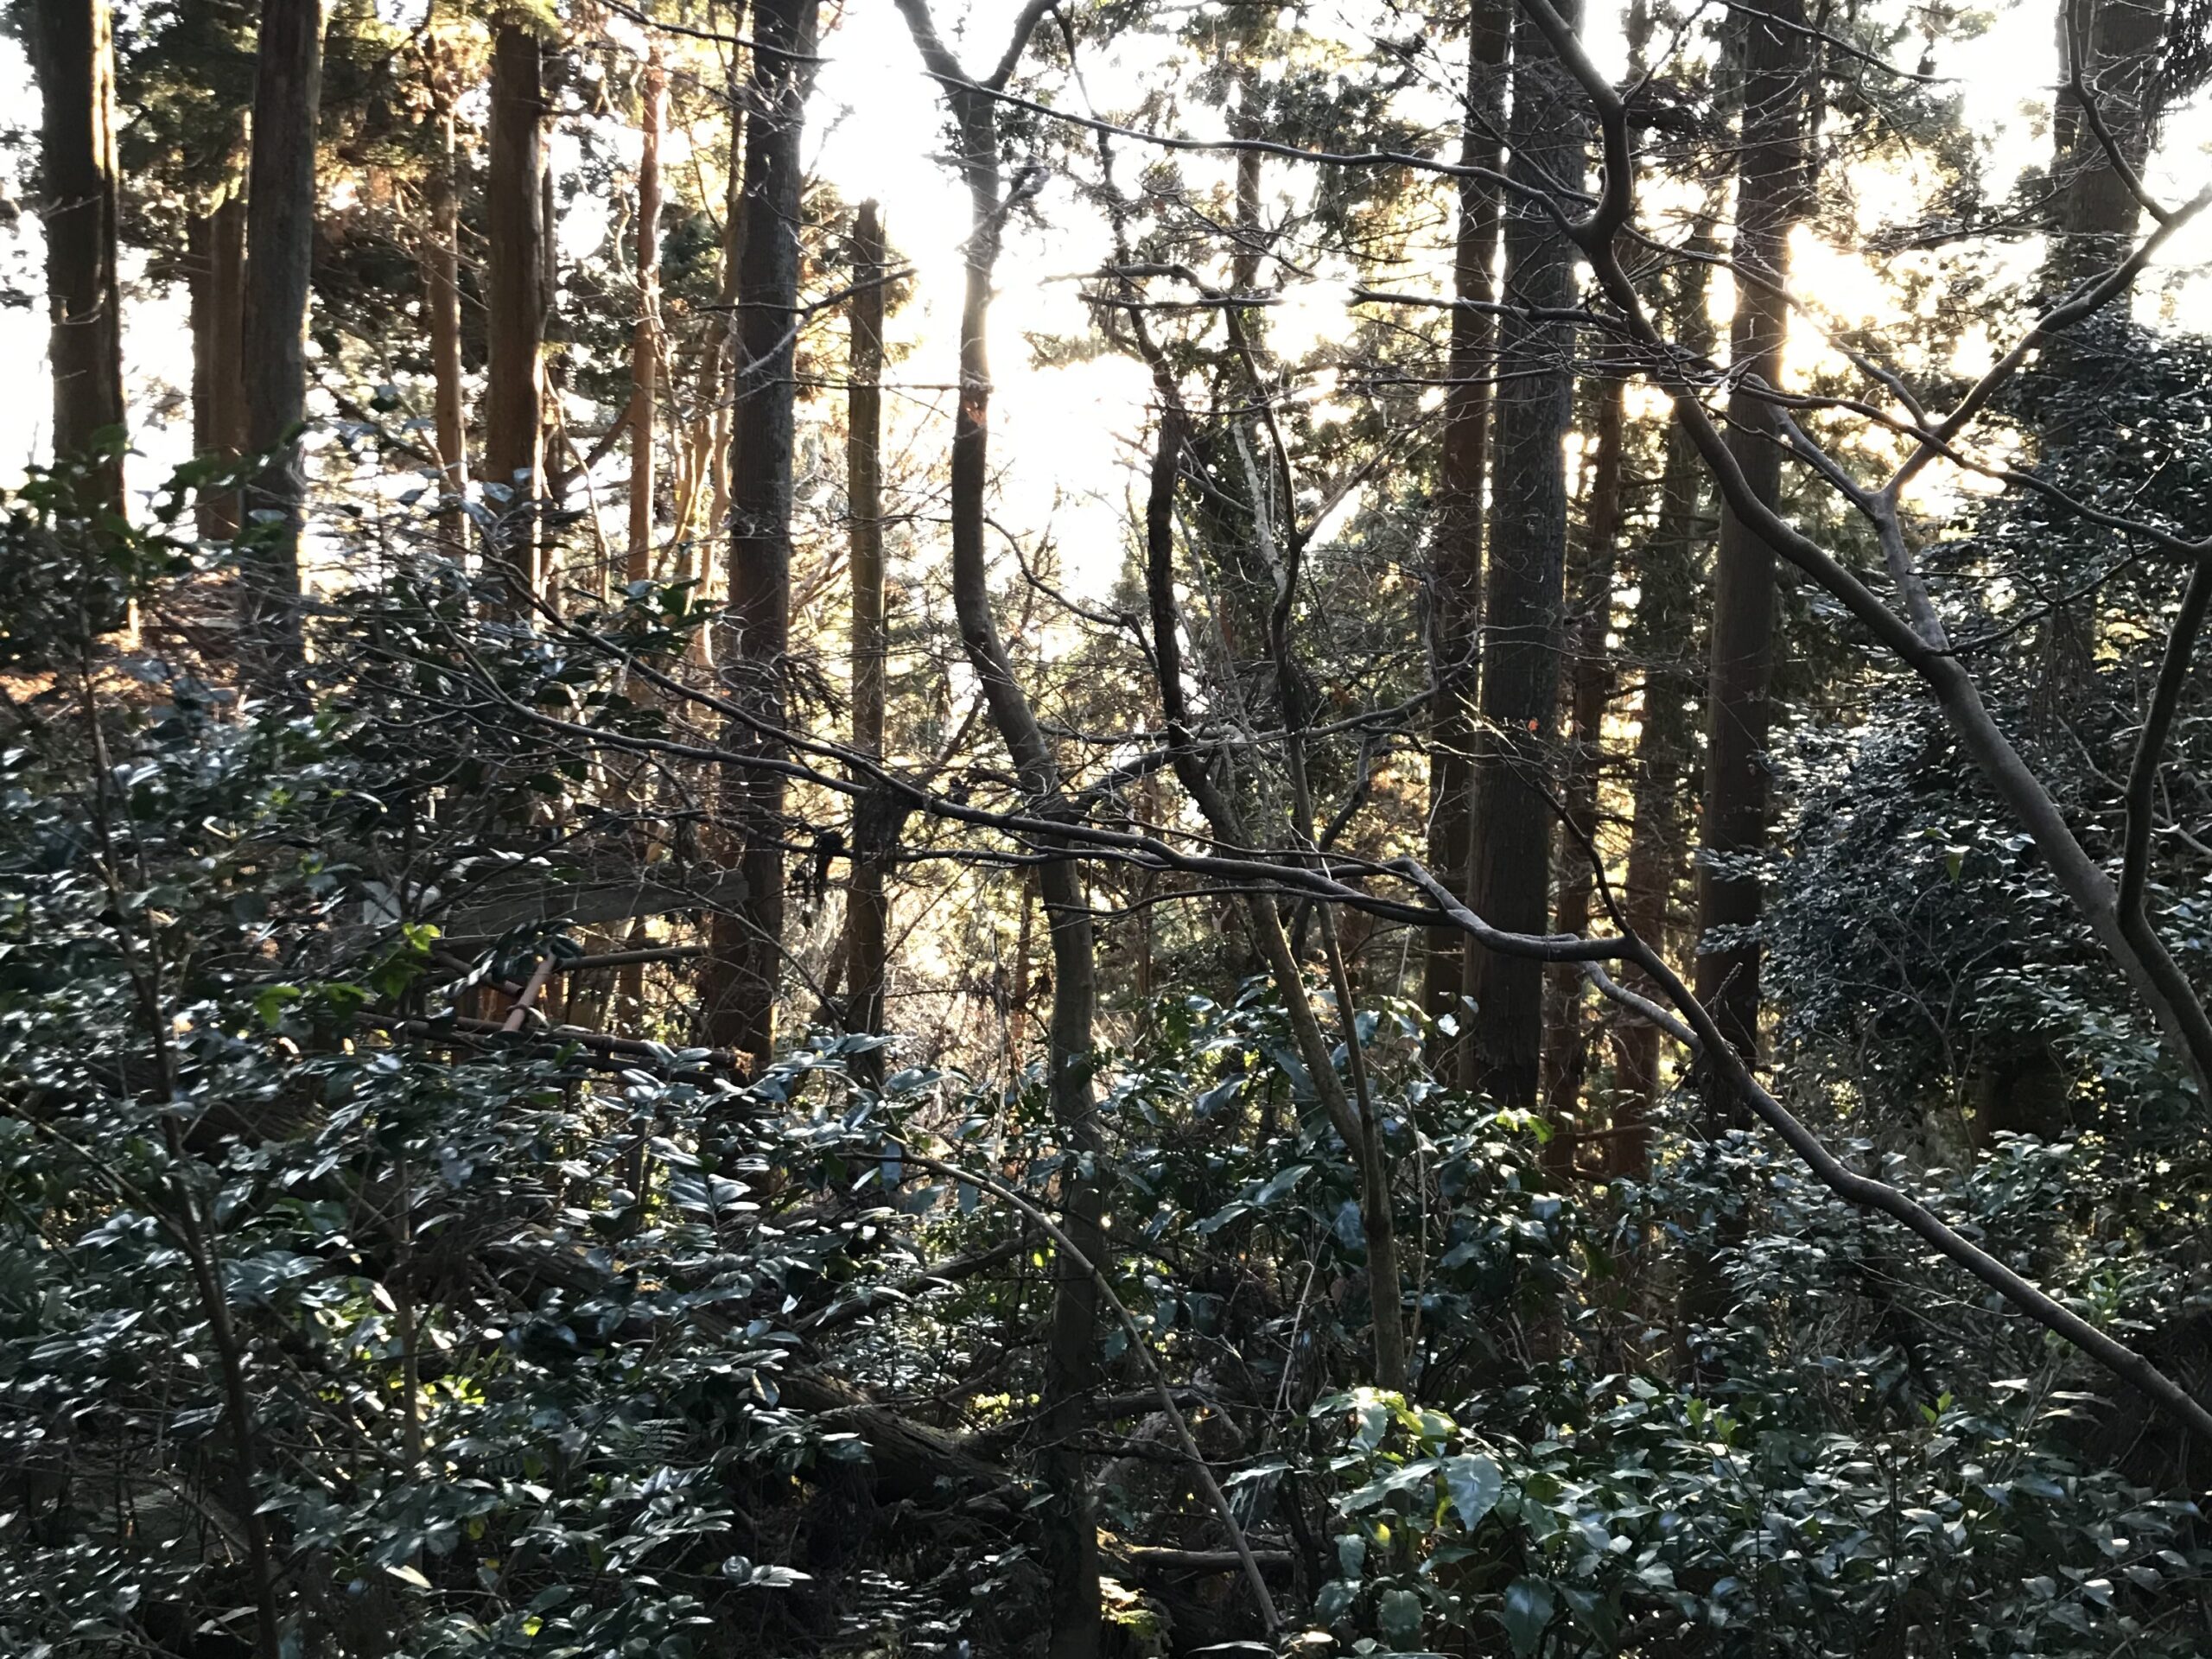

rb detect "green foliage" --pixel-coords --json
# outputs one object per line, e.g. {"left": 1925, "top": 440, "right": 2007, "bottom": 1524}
{"left": 1300, "top": 1133, "right": 2212, "bottom": 1656}
{"left": 1312, "top": 1375, "right": 2212, "bottom": 1656}
{"left": 0, "top": 484, "right": 957, "bottom": 1656}
{"left": 2, "top": 474, "right": 2209, "bottom": 1657}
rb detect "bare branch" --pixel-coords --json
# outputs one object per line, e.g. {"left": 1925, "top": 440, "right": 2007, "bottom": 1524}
{"left": 2120, "top": 560, "right": 2212, "bottom": 922}
{"left": 1510, "top": 0, "right": 2212, "bottom": 1099}
{"left": 904, "top": 1152, "right": 1282, "bottom": 1633}
{"left": 2063, "top": 28, "right": 2172, "bottom": 226}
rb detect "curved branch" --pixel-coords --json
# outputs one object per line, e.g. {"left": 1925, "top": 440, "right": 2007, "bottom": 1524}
{"left": 2120, "top": 559, "right": 2212, "bottom": 922}
{"left": 1630, "top": 936, "right": 2212, "bottom": 1446}
{"left": 905, "top": 1152, "right": 1282, "bottom": 1633}
{"left": 1511, "top": 0, "right": 2212, "bottom": 1101}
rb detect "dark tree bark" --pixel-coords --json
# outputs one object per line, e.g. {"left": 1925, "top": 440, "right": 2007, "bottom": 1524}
{"left": 238, "top": 0, "right": 325, "bottom": 662}
{"left": 1424, "top": 0, "right": 1509, "bottom": 1083}
{"left": 540, "top": 156, "right": 559, "bottom": 327}
{"left": 189, "top": 188, "right": 248, "bottom": 538}
{"left": 1611, "top": 261, "right": 1713, "bottom": 1179}
{"left": 895, "top": 4, "right": 1102, "bottom": 1652}
{"left": 425, "top": 56, "right": 467, "bottom": 494}
{"left": 699, "top": 0, "right": 818, "bottom": 1069}
{"left": 1544, "top": 0, "right": 1653, "bottom": 1157}
{"left": 844, "top": 200, "right": 892, "bottom": 1083}
{"left": 626, "top": 48, "right": 664, "bottom": 582}
{"left": 2049, "top": 0, "right": 2165, "bottom": 289}
{"left": 1540, "top": 372, "right": 1625, "bottom": 1153}
{"left": 485, "top": 16, "right": 548, "bottom": 594}
{"left": 1230, "top": 65, "right": 1265, "bottom": 294}
{"left": 2033, "top": 0, "right": 2166, "bottom": 717}
{"left": 29, "top": 0, "right": 127, "bottom": 518}
{"left": 1466, "top": 0, "right": 1586, "bottom": 1113}
{"left": 1692, "top": 0, "right": 1809, "bottom": 1099}
{"left": 699, "top": 42, "right": 748, "bottom": 575}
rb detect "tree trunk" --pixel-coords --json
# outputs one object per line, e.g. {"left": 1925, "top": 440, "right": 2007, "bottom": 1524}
{"left": 1423, "top": 0, "right": 1509, "bottom": 1082}
{"left": 1693, "top": 0, "right": 1808, "bottom": 1103}
{"left": 1610, "top": 224, "right": 1717, "bottom": 1178}
{"left": 540, "top": 160, "right": 559, "bottom": 326}
{"left": 1141, "top": 398, "right": 1408, "bottom": 1391}
{"left": 894, "top": 5, "right": 1098, "bottom": 1651}
{"left": 845, "top": 200, "right": 892, "bottom": 1084}
{"left": 700, "top": 0, "right": 819, "bottom": 1068}
{"left": 485, "top": 16, "right": 548, "bottom": 595}
{"left": 425, "top": 71, "right": 467, "bottom": 494}
{"left": 2034, "top": 0, "right": 2165, "bottom": 718}
{"left": 676, "top": 41, "right": 747, "bottom": 662}
{"left": 189, "top": 189, "right": 249, "bottom": 538}
{"left": 1230, "top": 67, "right": 1264, "bottom": 294}
{"left": 238, "top": 0, "right": 325, "bottom": 665}
{"left": 30, "top": 0, "right": 126, "bottom": 518}
{"left": 190, "top": 213, "right": 213, "bottom": 491}
{"left": 1466, "top": 0, "right": 1586, "bottom": 1113}
{"left": 626, "top": 48, "right": 665, "bottom": 583}
{"left": 1539, "top": 372, "right": 1624, "bottom": 1160}
{"left": 705, "top": 81, "right": 747, "bottom": 570}
{"left": 1009, "top": 872, "right": 1034, "bottom": 1066}
{"left": 2048, "top": 0, "right": 2165, "bottom": 290}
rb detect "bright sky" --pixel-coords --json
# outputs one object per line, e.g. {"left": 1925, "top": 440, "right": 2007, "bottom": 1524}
{"left": 3, "top": 0, "right": 2210, "bottom": 589}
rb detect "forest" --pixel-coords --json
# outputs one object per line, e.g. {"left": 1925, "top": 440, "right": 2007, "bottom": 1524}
{"left": 5, "top": 0, "right": 2212, "bottom": 1652}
